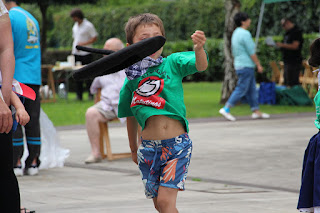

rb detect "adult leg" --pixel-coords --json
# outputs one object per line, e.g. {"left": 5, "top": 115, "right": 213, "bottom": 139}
{"left": 86, "top": 79, "right": 93, "bottom": 100}
{"left": 287, "top": 62, "right": 301, "bottom": 87}
{"left": 24, "top": 85, "right": 41, "bottom": 171}
{"left": 220, "top": 68, "right": 253, "bottom": 121}
{"left": 244, "top": 68, "right": 260, "bottom": 112}
{"left": 75, "top": 80, "right": 84, "bottom": 101}
{"left": 85, "top": 106, "right": 107, "bottom": 158}
{"left": 284, "top": 63, "right": 289, "bottom": 86}
{"left": 244, "top": 70, "right": 270, "bottom": 118}
{"left": 74, "top": 55, "right": 86, "bottom": 101}
{"left": 156, "top": 186, "right": 179, "bottom": 213}
{"left": 225, "top": 68, "right": 252, "bottom": 108}
{"left": 0, "top": 132, "right": 20, "bottom": 213}
{"left": 80, "top": 54, "right": 94, "bottom": 100}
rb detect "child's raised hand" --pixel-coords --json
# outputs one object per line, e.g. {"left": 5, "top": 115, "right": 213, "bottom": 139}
{"left": 191, "top": 30, "right": 206, "bottom": 51}
{"left": 15, "top": 108, "right": 30, "bottom": 126}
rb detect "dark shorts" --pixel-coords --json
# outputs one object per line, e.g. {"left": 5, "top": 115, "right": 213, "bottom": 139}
{"left": 298, "top": 131, "right": 320, "bottom": 210}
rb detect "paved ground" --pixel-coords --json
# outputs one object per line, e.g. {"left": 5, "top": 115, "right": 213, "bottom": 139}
{"left": 17, "top": 113, "right": 316, "bottom": 213}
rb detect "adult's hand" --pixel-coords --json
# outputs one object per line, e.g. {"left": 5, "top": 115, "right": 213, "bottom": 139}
{"left": 0, "top": 98, "right": 12, "bottom": 133}
{"left": 257, "top": 64, "right": 264, "bottom": 73}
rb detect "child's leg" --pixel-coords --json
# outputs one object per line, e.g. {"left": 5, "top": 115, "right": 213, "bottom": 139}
{"left": 156, "top": 186, "right": 178, "bottom": 213}
{"left": 152, "top": 197, "right": 159, "bottom": 212}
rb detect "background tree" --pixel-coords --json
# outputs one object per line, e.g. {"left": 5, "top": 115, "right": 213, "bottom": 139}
{"left": 220, "top": 0, "right": 241, "bottom": 103}
{"left": 17, "top": 0, "right": 97, "bottom": 55}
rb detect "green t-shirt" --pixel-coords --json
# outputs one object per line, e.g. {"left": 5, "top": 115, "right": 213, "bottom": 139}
{"left": 314, "top": 91, "right": 320, "bottom": 129}
{"left": 118, "top": 51, "right": 203, "bottom": 132}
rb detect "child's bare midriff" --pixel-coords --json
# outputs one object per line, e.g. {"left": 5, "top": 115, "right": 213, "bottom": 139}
{"left": 142, "top": 115, "right": 185, "bottom": 140}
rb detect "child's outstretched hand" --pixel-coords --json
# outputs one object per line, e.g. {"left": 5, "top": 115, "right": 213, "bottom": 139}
{"left": 15, "top": 108, "right": 30, "bottom": 126}
{"left": 191, "top": 30, "right": 206, "bottom": 51}
{"left": 191, "top": 30, "right": 208, "bottom": 72}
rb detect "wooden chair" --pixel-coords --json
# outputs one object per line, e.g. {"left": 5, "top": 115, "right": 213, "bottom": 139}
{"left": 269, "top": 61, "right": 284, "bottom": 85}
{"left": 96, "top": 89, "right": 131, "bottom": 161}
{"left": 301, "top": 60, "right": 318, "bottom": 98}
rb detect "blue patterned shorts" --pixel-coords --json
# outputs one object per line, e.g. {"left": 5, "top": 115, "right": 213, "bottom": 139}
{"left": 137, "top": 133, "right": 192, "bottom": 198}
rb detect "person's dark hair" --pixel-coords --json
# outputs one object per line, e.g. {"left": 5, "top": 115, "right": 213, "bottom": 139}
{"left": 282, "top": 17, "right": 295, "bottom": 24}
{"left": 4, "top": 0, "right": 17, "bottom": 3}
{"left": 70, "top": 8, "right": 84, "bottom": 20}
{"left": 308, "top": 38, "right": 320, "bottom": 67}
{"left": 234, "top": 12, "right": 249, "bottom": 27}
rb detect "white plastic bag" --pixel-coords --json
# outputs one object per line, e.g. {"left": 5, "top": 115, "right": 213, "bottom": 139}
{"left": 38, "top": 108, "right": 70, "bottom": 169}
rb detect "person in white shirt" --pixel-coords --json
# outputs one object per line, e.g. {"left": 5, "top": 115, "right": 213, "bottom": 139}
{"left": 84, "top": 38, "right": 126, "bottom": 164}
{"left": 70, "top": 8, "right": 98, "bottom": 101}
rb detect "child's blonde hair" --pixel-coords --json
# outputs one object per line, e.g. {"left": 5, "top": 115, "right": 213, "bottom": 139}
{"left": 125, "top": 13, "right": 165, "bottom": 45}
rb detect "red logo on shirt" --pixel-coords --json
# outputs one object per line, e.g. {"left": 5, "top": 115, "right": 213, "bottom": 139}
{"left": 131, "top": 76, "right": 165, "bottom": 109}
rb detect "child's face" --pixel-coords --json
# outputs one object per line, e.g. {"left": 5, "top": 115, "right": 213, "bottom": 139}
{"left": 130, "top": 24, "right": 163, "bottom": 60}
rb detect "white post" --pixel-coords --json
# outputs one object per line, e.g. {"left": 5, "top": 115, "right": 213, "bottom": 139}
{"left": 255, "top": 2, "right": 265, "bottom": 50}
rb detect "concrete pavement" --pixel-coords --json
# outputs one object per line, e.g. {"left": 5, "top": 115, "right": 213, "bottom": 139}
{"left": 17, "top": 113, "right": 316, "bottom": 213}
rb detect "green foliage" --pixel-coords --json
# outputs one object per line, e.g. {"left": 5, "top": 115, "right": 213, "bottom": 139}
{"left": 97, "top": 0, "right": 158, "bottom": 7}
{"left": 162, "top": 33, "right": 318, "bottom": 82}
{"left": 42, "top": 33, "right": 318, "bottom": 82}
{"left": 41, "top": 93, "right": 93, "bottom": 126}
{"left": 25, "top": 0, "right": 320, "bottom": 81}
{"left": 22, "top": 0, "right": 320, "bottom": 50}
{"left": 18, "top": 0, "right": 98, "bottom": 4}
{"left": 247, "top": 0, "right": 320, "bottom": 37}
{"left": 48, "top": 1, "right": 225, "bottom": 48}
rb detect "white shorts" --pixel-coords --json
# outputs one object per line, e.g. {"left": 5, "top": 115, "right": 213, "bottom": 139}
{"left": 93, "top": 102, "right": 117, "bottom": 120}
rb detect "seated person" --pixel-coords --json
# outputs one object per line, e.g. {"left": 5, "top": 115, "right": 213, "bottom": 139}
{"left": 84, "top": 38, "right": 126, "bottom": 163}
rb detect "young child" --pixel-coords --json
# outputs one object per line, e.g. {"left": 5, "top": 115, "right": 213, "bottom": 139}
{"left": 0, "top": 78, "right": 30, "bottom": 128}
{"left": 10, "top": 90, "right": 30, "bottom": 127}
{"left": 297, "top": 38, "right": 320, "bottom": 213}
{"left": 118, "top": 13, "right": 208, "bottom": 212}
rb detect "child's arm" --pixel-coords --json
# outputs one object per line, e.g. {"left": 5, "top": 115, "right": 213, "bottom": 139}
{"left": 191, "top": 30, "right": 208, "bottom": 72}
{"left": 127, "top": 116, "right": 139, "bottom": 164}
{"left": 11, "top": 93, "right": 30, "bottom": 126}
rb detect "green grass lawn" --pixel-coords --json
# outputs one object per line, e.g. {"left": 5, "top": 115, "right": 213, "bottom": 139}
{"left": 41, "top": 82, "right": 315, "bottom": 126}
{"left": 184, "top": 82, "right": 315, "bottom": 118}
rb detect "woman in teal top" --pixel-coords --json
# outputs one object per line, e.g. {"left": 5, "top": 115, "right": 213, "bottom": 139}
{"left": 297, "top": 38, "right": 320, "bottom": 213}
{"left": 219, "top": 12, "right": 269, "bottom": 121}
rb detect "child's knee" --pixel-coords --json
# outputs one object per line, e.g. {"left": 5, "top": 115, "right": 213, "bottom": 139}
{"left": 156, "top": 195, "right": 174, "bottom": 211}
{"left": 85, "top": 107, "right": 99, "bottom": 120}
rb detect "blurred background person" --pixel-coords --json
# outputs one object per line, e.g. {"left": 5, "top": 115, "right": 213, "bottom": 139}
{"left": 276, "top": 17, "right": 303, "bottom": 87}
{"left": 5, "top": 0, "right": 42, "bottom": 176}
{"left": 84, "top": 38, "right": 126, "bottom": 163}
{"left": 70, "top": 8, "right": 98, "bottom": 101}
{"left": 219, "top": 12, "right": 269, "bottom": 121}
